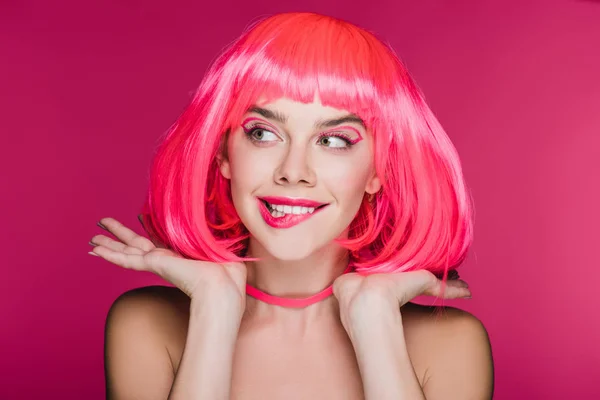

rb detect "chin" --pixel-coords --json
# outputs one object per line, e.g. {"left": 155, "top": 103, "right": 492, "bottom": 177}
{"left": 256, "top": 235, "right": 323, "bottom": 261}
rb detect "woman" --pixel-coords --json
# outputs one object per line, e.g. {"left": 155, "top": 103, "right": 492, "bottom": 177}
{"left": 90, "top": 12, "right": 494, "bottom": 400}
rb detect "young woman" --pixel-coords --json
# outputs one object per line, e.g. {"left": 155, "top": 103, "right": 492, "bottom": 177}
{"left": 90, "top": 12, "right": 494, "bottom": 400}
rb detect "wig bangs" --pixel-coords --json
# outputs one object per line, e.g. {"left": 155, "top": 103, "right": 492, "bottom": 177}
{"left": 222, "top": 14, "right": 401, "bottom": 140}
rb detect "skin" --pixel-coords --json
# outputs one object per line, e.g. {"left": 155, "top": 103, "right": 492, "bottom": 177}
{"left": 220, "top": 94, "right": 381, "bottom": 303}
{"left": 96, "top": 94, "right": 494, "bottom": 399}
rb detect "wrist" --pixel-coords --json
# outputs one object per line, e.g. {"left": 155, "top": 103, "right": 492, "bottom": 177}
{"left": 346, "top": 300, "right": 402, "bottom": 343}
{"left": 346, "top": 293, "right": 400, "bottom": 325}
{"left": 190, "top": 298, "right": 244, "bottom": 329}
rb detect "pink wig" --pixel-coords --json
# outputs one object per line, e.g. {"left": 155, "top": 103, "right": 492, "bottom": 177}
{"left": 141, "top": 12, "right": 474, "bottom": 279}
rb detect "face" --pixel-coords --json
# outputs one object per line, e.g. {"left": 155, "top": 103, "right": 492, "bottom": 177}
{"left": 219, "top": 94, "right": 381, "bottom": 261}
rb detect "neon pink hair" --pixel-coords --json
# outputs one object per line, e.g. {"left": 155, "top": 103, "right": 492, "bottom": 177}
{"left": 141, "top": 12, "right": 474, "bottom": 279}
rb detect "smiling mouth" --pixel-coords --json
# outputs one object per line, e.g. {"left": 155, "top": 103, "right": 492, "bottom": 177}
{"left": 260, "top": 199, "right": 328, "bottom": 218}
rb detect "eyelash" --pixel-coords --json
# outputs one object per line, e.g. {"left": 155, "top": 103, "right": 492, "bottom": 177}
{"left": 242, "top": 124, "right": 358, "bottom": 151}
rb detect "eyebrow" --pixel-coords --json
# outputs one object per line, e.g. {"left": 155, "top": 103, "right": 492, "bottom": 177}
{"left": 247, "top": 106, "right": 366, "bottom": 130}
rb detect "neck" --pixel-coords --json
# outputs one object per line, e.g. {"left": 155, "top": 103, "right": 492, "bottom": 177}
{"left": 244, "top": 239, "right": 350, "bottom": 316}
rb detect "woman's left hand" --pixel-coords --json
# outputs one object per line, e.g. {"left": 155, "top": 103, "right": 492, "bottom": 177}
{"left": 332, "top": 269, "right": 471, "bottom": 335}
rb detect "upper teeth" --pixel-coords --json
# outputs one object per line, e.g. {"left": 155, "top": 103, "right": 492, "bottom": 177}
{"left": 269, "top": 203, "right": 315, "bottom": 215}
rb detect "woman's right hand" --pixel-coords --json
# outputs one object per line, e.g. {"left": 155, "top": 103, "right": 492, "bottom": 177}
{"left": 89, "top": 217, "right": 247, "bottom": 315}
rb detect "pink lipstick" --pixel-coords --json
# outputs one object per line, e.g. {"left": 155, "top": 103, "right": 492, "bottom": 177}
{"left": 257, "top": 197, "right": 329, "bottom": 229}
{"left": 259, "top": 196, "right": 327, "bottom": 208}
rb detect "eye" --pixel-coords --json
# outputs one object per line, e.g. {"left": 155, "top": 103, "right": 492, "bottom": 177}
{"left": 317, "top": 135, "right": 352, "bottom": 148}
{"left": 246, "top": 126, "right": 279, "bottom": 142}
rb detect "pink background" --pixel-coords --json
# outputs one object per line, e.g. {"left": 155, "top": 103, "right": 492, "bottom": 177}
{"left": 2, "top": 1, "right": 599, "bottom": 399}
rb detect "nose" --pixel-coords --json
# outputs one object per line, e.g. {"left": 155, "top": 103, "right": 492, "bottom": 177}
{"left": 274, "top": 143, "right": 316, "bottom": 187}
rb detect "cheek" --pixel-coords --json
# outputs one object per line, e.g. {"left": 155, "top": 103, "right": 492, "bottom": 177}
{"left": 227, "top": 136, "right": 273, "bottom": 192}
{"left": 318, "top": 153, "right": 374, "bottom": 198}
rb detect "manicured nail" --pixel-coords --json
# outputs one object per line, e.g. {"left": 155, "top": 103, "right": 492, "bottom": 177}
{"left": 88, "top": 241, "right": 96, "bottom": 246}
{"left": 97, "top": 221, "right": 107, "bottom": 230}
{"left": 88, "top": 251, "right": 99, "bottom": 257}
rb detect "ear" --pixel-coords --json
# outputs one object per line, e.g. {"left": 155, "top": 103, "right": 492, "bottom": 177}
{"left": 365, "top": 173, "right": 381, "bottom": 195}
{"left": 216, "top": 130, "right": 231, "bottom": 179}
{"left": 217, "top": 154, "right": 231, "bottom": 180}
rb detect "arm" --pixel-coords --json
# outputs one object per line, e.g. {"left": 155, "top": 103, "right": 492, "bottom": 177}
{"left": 94, "top": 217, "right": 248, "bottom": 400}
{"left": 347, "top": 299, "right": 426, "bottom": 400}
{"left": 104, "top": 290, "right": 240, "bottom": 400}
{"left": 348, "top": 302, "right": 493, "bottom": 400}
{"left": 168, "top": 299, "right": 241, "bottom": 399}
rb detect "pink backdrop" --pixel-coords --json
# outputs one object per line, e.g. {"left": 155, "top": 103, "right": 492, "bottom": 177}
{"left": 2, "top": 1, "right": 599, "bottom": 399}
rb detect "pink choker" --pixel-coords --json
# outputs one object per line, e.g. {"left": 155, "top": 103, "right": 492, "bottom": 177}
{"left": 245, "top": 265, "right": 354, "bottom": 308}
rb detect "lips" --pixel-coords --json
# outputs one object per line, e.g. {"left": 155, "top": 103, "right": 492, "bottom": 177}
{"left": 258, "top": 196, "right": 328, "bottom": 208}
{"left": 256, "top": 196, "right": 329, "bottom": 229}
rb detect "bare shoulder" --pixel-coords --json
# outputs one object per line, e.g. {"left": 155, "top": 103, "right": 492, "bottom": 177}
{"left": 400, "top": 301, "right": 489, "bottom": 334}
{"left": 401, "top": 302, "right": 494, "bottom": 399}
{"left": 107, "top": 285, "right": 190, "bottom": 330}
{"left": 104, "top": 286, "right": 190, "bottom": 400}
{"left": 106, "top": 285, "right": 191, "bottom": 361}
{"left": 400, "top": 302, "right": 492, "bottom": 353}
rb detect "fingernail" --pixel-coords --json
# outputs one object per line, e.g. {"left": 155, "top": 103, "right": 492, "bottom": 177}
{"left": 88, "top": 241, "right": 96, "bottom": 247}
{"left": 97, "top": 221, "right": 107, "bottom": 230}
{"left": 88, "top": 251, "right": 99, "bottom": 257}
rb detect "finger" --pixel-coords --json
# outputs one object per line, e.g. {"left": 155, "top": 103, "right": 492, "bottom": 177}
{"left": 90, "top": 234, "right": 144, "bottom": 255}
{"left": 388, "top": 270, "right": 468, "bottom": 301}
{"left": 443, "top": 278, "right": 468, "bottom": 288}
{"left": 90, "top": 245, "right": 151, "bottom": 272}
{"left": 98, "top": 217, "right": 155, "bottom": 252}
{"left": 92, "top": 244, "right": 197, "bottom": 292}
{"left": 425, "top": 279, "right": 471, "bottom": 299}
